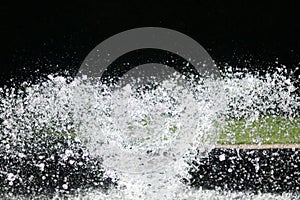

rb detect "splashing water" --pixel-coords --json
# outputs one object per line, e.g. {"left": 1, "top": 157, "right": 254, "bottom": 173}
{"left": 0, "top": 66, "right": 299, "bottom": 199}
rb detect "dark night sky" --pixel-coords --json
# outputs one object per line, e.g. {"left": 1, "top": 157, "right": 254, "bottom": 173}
{"left": 1, "top": 0, "right": 300, "bottom": 87}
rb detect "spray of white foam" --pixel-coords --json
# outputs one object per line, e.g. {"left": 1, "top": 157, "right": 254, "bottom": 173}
{"left": 0, "top": 66, "right": 299, "bottom": 199}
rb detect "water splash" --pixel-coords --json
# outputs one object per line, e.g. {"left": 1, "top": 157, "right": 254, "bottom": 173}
{"left": 0, "top": 66, "right": 299, "bottom": 199}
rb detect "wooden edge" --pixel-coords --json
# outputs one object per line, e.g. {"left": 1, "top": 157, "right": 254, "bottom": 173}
{"left": 215, "top": 144, "right": 300, "bottom": 149}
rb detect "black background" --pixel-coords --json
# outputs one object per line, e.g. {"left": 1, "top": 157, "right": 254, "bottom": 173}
{"left": 1, "top": 0, "right": 300, "bottom": 87}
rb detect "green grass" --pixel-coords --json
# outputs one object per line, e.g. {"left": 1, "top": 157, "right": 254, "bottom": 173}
{"left": 217, "top": 116, "right": 300, "bottom": 145}
{"left": 125, "top": 116, "right": 300, "bottom": 145}
{"left": 31, "top": 116, "right": 299, "bottom": 145}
